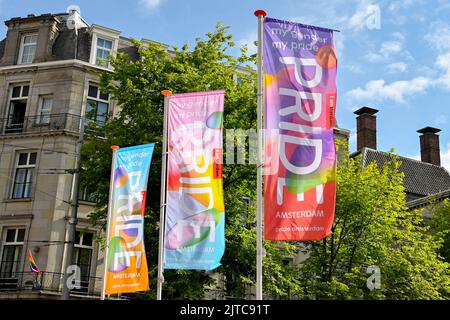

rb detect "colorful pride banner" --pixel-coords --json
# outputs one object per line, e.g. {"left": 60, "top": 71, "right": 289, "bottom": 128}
{"left": 164, "top": 91, "right": 225, "bottom": 270}
{"left": 263, "top": 18, "right": 338, "bottom": 241}
{"left": 104, "top": 143, "right": 155, "bottom": 295}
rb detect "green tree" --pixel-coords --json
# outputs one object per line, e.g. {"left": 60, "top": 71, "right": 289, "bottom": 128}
{"left": 296, "top": 143, "right": 450, "bottom": 299}
{"left": 428, "top": 199, "right": 450, "bottom": 263}
{"left": 81, "top": 23, "right": 299, "bottom": 299}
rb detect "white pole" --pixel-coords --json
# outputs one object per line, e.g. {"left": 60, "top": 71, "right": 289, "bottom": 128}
{"left": 254, "top": 9, "right": 266, "bottom": 301}
{"left": 157, "top": 90, "right": 171, "bottom": 300}
{"left": 101, "top": 145, "right": 119, "bottom": 300}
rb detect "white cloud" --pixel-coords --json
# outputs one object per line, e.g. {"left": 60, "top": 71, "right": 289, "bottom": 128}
{"left": 435, "top": 52, "right": 450, "bottom": 89}
{"left": 347, "top": 0, "right": 376, "bottom": 31}
{"left": 290, "top": 16, "right": 322, "bottom": 26}
{"left": 392, "top": 32, "right": 405, "bottom": 41}
{"left": 387, "top": 62, "right": 408, "bottom": 73}
{"left": 345, "top": 77, "right": 432, "bottom": 103}
{"left": 140, "top": 0, "right": 164, "bottom": 11}
{"left": 347, "top": 63, "right": 363, "bottom": 74}
{"left": 334, "top": 33, "right": 346, "bottom": 60}
{"left": 347, "top": 7, "right": 368, "bottom": 31}
{"left": 237, "top": 31, "right": 257, "bottom": 55}
{"left": 291, "top": 0, "right": 380, "bottom": 33}
{"left": 364, "top": 32, "right": 413, "bottom": 65}
{"left": 346, "top": 52, "right": 450, "bottom": 104}
{"left": 365, "top": 40, "right": 404, "bottom": 62}
{"left": 425, "top": 22, "right": 450, "bottom": 52}
{"left": 442, "top": 143, "right": 450, "bottom": 172}
{"left": 388, "top": 0, "right": 423, "bottom": 12}
{"left": 435, "top": 115, "right": 448, "bottom": 125}
{"left": 349, "top": 127, "right": 357, "bottom": 145}
{"left": 379, "top": 41, "right": 402, "bottom": 56}
{"left": 365, "top": 52, "right": 384, "bottom": 63}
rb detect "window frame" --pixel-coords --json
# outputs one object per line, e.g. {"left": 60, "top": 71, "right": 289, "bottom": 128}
{"left": 18, "top": 34, "right": 38, "bottom": 65}
{"left": 72, "top": 231, "right": 94, "bottom": 288}
{"left": 9, "top": 84, "right": 30, "bottom": 101}
{"left": 4, "top": 83, "right": 30, "bottom": 134}
{"left": 36, "top": 95, "right": 53, "bottom": 124}
{"left": 89, "top": 25, "right": 120, "bottom": 70}
{"left": 11, "top": 151, "right": 37, "bottom": 199}
{"left": 78, "top": 186, "right": 98, "bottom": 203}
{"left": 95, "top": 37, "right": 113, "bottom": 68}
{"left": 85, "top": 83, "right": 109, "bottom": 127}
{"left": 0, "top": 227, "right": 26, "bottom": 278}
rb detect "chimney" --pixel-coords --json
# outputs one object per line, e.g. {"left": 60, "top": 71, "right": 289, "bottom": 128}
{"left": 354, "top": 106, "right": 379, "bottom": 151}
{"left": 417, "top": 127, "right": 441, "bottom": 166}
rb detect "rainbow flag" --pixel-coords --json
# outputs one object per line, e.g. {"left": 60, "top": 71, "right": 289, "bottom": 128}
{"left": 28, "top": 249, "right": 40, "bottom": 273}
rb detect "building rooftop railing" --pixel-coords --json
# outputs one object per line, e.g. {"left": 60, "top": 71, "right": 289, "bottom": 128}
{"left": 0, "top": 113, "right": 82, "bottom": 136}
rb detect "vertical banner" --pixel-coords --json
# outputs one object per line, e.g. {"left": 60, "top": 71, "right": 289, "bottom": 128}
{"left": 104, "top": 143, "right": 155, "bottom": 295}
{"left": 264, "top": 18, "right": 338, "bottom": 241}
{"left": 164, "top": 90, "right": 225, "bottom": 270}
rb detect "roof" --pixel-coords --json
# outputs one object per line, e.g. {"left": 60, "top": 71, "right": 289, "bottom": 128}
{"left": 354, "top": 106, "right": 379, "bottom": 116}
{"left": 417, "top": 126, "right": 442, "bottom": 134}
{"left": 407, "top": 189, "right": 450, "bottom": 210}
{"left": 355, "top": 148, "right": 450, "bottom": 202}
{"left": 0, "top": 13, "right": 137, "bottom": 64}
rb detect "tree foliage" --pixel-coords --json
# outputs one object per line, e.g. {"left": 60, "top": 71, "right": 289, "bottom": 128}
{"left": 428, "top": 199, "right": 450, "bottom": 263}
{"left": 295, "top": 143, "right": 450, "bottom": 299}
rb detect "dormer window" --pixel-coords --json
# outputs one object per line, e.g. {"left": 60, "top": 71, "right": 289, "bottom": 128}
{"left": 18, "top": 34, "right": 37, "bottom": 64}
{"left": 89, "top": 24, "right": 120, "bottom": 69}
{"left": 95, "top": 38, "right": 113, "bottom": 67}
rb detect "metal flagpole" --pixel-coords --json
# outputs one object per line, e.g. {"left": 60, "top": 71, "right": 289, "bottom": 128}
{"left": 101, "top": 145, "right": 120, "bottom": 300}
{"left": 157, "top": 90, "right": 171, "bottom": 300}
{"left": 254, "top": 9, "right": 266, "bottom": 301}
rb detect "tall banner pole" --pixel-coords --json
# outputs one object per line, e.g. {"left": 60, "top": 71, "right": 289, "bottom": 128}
{"left": 254, "top": 9, "right": 266, "bottom": 300}
{"left": 101, "top": 145, "right": 119, "bottom": 300}
{"left": 157, "top": 90, "right": 171, "bottom": 300}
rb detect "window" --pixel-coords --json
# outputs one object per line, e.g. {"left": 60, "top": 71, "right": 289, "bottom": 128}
{"left": 12, "top": 152, "right": 37, "bottom": 199}
{"left": 72, "top": 231, "right": 93, "bottom": 292}
{"left": 6, "top": 84, "right": 29, "bottom": 133}
{"left": 85, "top": 84, "right": 109, "bottom": 126}
{"left": 78, "top": 186, "right": 98, "bottom": 203}
{"left": 232, "top": 74, "right": 244, "bottom": 86}
{"left": 0, "top": 228, "right": 25, "bottom": 278}
{"left": 95, "top": 38, "right": 113, "bottom": 67}
{"left": 89, "top": 25, "right": 120, "bottom": 68}
{"left": 18, "top": 34, "right": 37, "bottom": 64}
{"left": 36, "top": 95, "right": 53, "bottom": 124}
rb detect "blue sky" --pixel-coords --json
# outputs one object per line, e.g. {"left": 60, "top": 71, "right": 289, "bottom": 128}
{"left": 1, "top": 0, "right": 449, "bottom": 170}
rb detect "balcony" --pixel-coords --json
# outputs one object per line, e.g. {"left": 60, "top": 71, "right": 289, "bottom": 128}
{"left": 0, "top": 113, "right": 82, "bottom": 136}
{"left": 0, "top": 271, "right": 102, "bottom": 299}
